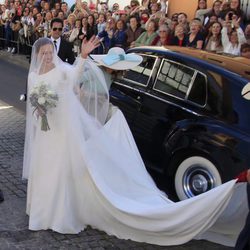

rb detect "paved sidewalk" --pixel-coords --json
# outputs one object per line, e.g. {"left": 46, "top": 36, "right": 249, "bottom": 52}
{"left": 0, "top": 52, "right": 233, "bottom": 249}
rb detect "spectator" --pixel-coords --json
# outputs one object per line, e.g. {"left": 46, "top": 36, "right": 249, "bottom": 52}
{"left": 10, "top": 0, "right": 22, "bottom": 54}
{"left": 133, "top": 19, "right": 157, "bottom": 47}
{"left": 98, "top": 17, "right": 115, "bottom": 53}
{"left": 69, "top": 18, "right": 81, "bottom": 55}
{"left": 34, "top": 12, "right": 44, "bottom": 40}
{"left": 62, "top": 13, "right": 76, "bottom": 41}
{"left": 97, "top": 13, "right": 106, "bottom": 35}
{"left": 169, "top": 13, "right": 179, "bottom": 33}
{"left": 221, "top": 15, "right": 246, "bottom": 55}
{"left": 203, "top": 13, "right": 219, "bottom": 33}
{"left": 61, "top": 2, "right": 69, "bottom": 18}
{"left": 196, "top": 0, "right": 222, "bottom": 26}
{"left": 111, "top": 2, "right": 119, "bottom": 13}
{"left": 204, "top": 21, "right": 223, "bottom": 52}
{"left": 240, "top": 43, "right": 250, "bottom": 59}
{"left": 50, "top": 17, "right": 75, "bottom": 64}
{"left": 51, "top": 8, "right": 57, "bottom": 19}
{"left": 112, "top": 19, "right": 127, "bottom": 49}
{"left": 141, "top": 0, "right": 150, "bottom": 10}
{"left": 0, "top": 4, "right": 10, "bottom": 50}
{"left": 219, "top": 0, "right": 244, "bottom": 23}
{"left": 244, "top": 24, "right": 250, "bottom": 44}
{"left": 19, "top": 7, "right": 30, "bottom": 48}
{"left": 140, "top": 11, "right": 150, "bottom": 29}
{"left": 57, "top": 11, "right": 65, "bottom": 20}
{"left": 43, "top": 11, "right": 52, "bottom": 38}
{"left": 195, "top": 0, "right": 207, "bottom": 24}
{"left": 125, "top": 15, "right": 144, "bottom": 49}
{"left": 152, "top": 23, "right": 171, "bottom": 45}
{"left": 171, "top": 24, "right": 188, "bottom": 46}
{"left": 86, "top": 14, "right": 97, "bottom": 40}
{"left": 177, "top": 12, "right": 189, "bottom": 34}
{"left": 78, "top": 16, "right": 87, "bottom": 43}
{"left": 149, "top": 1, "right": 160, "bottom": 16}
{"left": 186, "top": 19, "right": 204, "bottom": 49}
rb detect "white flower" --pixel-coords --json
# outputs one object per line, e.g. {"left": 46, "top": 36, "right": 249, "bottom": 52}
{"left": 47, "top": 90, "right": 55, "bottom": 96}
{"left": 38, "top": 97, "right": 46, "bottom": 105}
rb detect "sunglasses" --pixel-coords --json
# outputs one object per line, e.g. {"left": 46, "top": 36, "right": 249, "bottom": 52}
{"left": 52, "top": 27, "right": 62, "bottom": 31}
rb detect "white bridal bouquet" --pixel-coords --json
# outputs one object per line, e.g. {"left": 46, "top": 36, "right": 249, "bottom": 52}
{"left": 29, "top": 82, "right": 58, "bottom": 131}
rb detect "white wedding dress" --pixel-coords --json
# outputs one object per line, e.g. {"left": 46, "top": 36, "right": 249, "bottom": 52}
{"left": 23, "top": 55, "right": 248, "bottom": 247}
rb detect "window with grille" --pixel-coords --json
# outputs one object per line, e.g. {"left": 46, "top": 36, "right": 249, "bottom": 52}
{"left": 154, "top": 59, "right": 206, "bottom": 105}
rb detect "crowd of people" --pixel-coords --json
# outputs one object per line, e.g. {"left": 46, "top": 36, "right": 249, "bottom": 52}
{"left": 0, "top": 0, "right": 250, "bottom": 58}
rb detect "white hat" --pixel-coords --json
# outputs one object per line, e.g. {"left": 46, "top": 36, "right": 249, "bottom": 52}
{"left": 90, "top": 47, "right": 143, "bottom": 70}
{"left": 241, "top": 82, "right": 250, "bottom": 100}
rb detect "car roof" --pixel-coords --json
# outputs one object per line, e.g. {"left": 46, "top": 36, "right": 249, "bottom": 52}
{"left": 129, "top": 46, "right": 250, "bottom": 81}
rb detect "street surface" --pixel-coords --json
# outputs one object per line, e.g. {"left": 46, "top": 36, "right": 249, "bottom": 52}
{"left": 0, "top": 51, "right": 233, "bottom": 249}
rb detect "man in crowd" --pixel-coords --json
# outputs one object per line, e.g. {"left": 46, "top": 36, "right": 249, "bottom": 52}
{"left": 50, "top": 17, "right": 75, "bottom": 64}
{"left": 241, "top": 43, "right": 250, "bottom": 59}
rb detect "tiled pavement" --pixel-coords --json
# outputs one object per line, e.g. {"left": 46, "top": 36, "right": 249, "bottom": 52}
{"left": 0, "top": 52, "right": 233, "bottom": 249}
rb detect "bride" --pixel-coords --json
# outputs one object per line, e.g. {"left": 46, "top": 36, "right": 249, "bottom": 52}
{"left": 23, "top": 37, "right": 248, "bottom": 247}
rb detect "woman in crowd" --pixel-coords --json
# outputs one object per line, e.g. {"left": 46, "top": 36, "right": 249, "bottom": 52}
{"left": 140, "top": 11, "right": 150, "bottom": 29}
{"left": 204, "top": 21, "right": 223, "bottom": 52}
{"left": 112, "top": 19, "right": 127, "bottom": 49}
{"left": 78, "top": 16, "right": 88, "bottom": 43}
{"left": 151, "top": 23, "right": 171, "bottom": 46}
{"left": 196, "top": 0, "right": 222, "bottom": 26}
{"left": 62, "top": 14, "right": 76, "bottom": 41}
{"left": 133, "top": 19, "right": 158, "bottom": 47}
{"left": 43, "top": 11, "right": 52, "bottom": 38}
{"left": 98, "top": 17, "right": 115, "bottom": 52}
{"left": 195, "top": 0, "right": 207, "bottom": 24}
{"left": 221, "top": 14, "right": 246, "bottom": 55}
{"left": 125, "top": 15, "right": 144, "bottom": 49}
{"left": 171, "top": 24, "right": 188, "bottom": 46}
{"left": 86, "top": 14, "right": 97, "bottom": 40}
{"left": 219, "top": 0, "right": 244, "bottom": 22}
{"left": 97, "top": 13, "right": 106, "bottom": 35}
{"left": 186, "top": 19, "right": 204, "bottom": 49}
{"left": 69, "top": 18, "right": 82, "bottom": 56}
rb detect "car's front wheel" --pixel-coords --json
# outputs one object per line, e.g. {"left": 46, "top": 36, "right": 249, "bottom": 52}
{"left": 174, "top": 156, "right": 222, "bottom": 200}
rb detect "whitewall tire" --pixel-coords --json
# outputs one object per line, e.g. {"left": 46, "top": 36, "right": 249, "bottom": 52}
{"left": 174, "top": 156, "right": 222, "bottom": 200}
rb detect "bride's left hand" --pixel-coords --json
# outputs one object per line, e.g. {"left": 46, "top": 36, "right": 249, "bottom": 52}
{"left": 81, "top": 36, "right": 100, "bottom": 59}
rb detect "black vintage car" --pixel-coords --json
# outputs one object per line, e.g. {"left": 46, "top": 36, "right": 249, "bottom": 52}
{"left": 109, "top": 46, "right": 250, "bottom": 200}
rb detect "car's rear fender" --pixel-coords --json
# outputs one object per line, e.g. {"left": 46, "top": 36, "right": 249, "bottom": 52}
{"left": 164, "top": 120, "right": 250, "bottom": 179}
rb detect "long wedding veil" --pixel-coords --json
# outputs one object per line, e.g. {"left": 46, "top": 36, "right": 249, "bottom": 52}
{"left": 23, "top": 37, "right": 109, "bottom": 179}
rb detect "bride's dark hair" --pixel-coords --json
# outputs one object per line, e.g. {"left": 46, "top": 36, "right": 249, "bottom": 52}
{"left": 35, "top": 38, "right": 54, "bottom": 54}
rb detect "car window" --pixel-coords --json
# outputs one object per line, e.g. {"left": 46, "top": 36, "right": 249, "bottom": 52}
{"left": 187, "top": 72, "right": 206, "bottom": 106}
{"left": 120, "top": 55, "right": 157, "bottom": 87}
{"left": 154, "top": 59, "right": 206, "bottom": 106}
{"left": 154, "top": 59, "right": 194, "bottom": 99}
